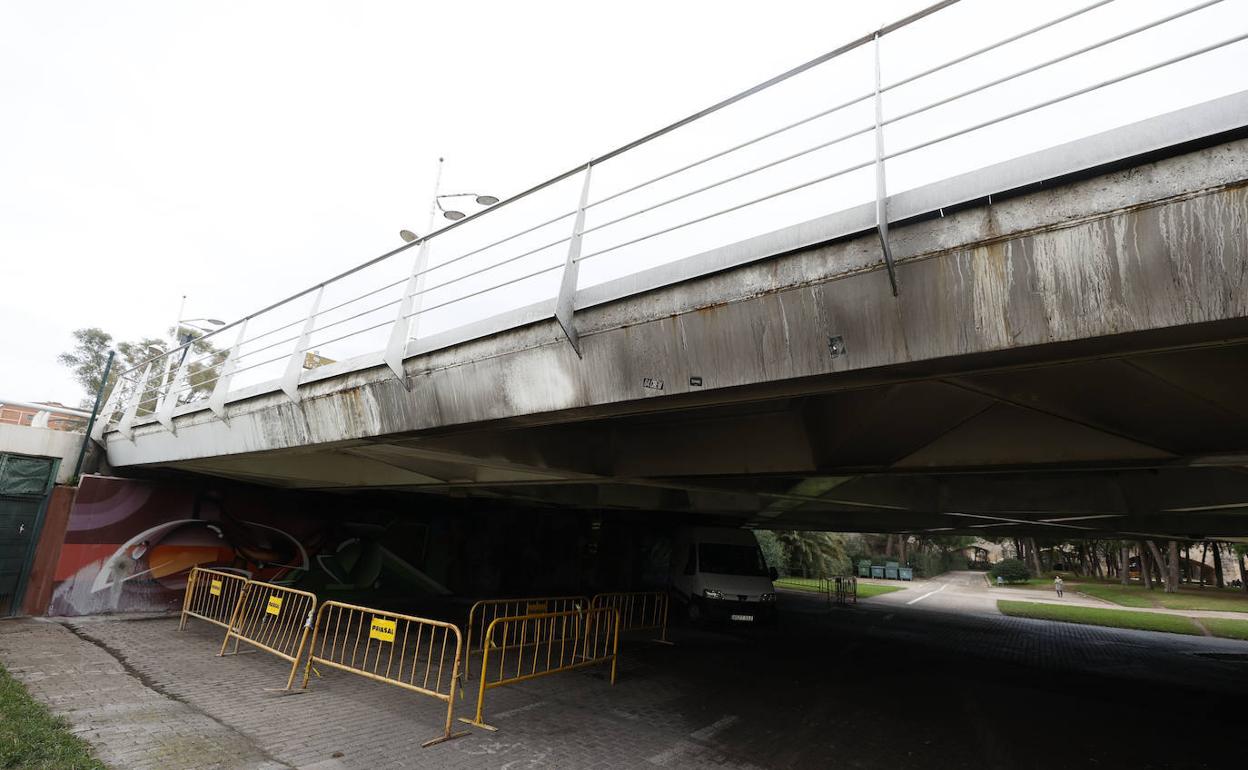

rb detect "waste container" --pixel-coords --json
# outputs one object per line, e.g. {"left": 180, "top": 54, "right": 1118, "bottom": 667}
{"left": 858, "top": 560, "right": 871, "bottom": 578}
{"left": 898, "top": 567, "right": 913, "bottom": 581}
{"left": 870, "top": 565, "right": 885, "bottom": 579}
{"left": 885, "top": 561, "right": 899, "bottom": 580}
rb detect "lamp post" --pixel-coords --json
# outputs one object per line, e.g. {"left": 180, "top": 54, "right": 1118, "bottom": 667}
{"left": 397, "top": 157, "right": 498, "bottom": 243}
{"left": 163, "top": 296, "right": 226, "bottom": 381}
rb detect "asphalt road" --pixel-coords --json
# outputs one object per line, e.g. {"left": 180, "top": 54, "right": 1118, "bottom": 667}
{"left": 8, "top": 580, "right": 1247, "bottom": 769}
{"left": 685, "top": 582, "right": 1248, "bottom": 768}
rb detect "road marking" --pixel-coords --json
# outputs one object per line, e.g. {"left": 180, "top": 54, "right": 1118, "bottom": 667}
{"left": 906, "top": 583, "right": 948, "bottom": 605}
{"left": 648, "top": 715, "right": 738, "bottom": 765}
{"left": 493, "top": 701, "right": 545, "bottom": 719}
{"left": 690, "top": 715, "right": 738, "bottom": 740}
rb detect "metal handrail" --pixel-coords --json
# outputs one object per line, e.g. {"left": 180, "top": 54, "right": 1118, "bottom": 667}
{"left": 108, "top": 0, "right": 962, "bottom": 381}
{"left": 98, "top": 0, "right": 1244, "bottom": 435}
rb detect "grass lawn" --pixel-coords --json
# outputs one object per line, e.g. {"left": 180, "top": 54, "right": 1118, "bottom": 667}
{"left": 775, "top": 577, "right": 905, "bottom": 599}
{"left": 1196, "top": 617, "right": 1248, "bottom": 641}
{"left": 1074, "top": 583, "right": 1248, "bottom": 613}
{"left": 0, "top": 663, "right": 103, "bottom": 769}
{"left": 997, "top": 600, "right": 1204, "bottom": 635}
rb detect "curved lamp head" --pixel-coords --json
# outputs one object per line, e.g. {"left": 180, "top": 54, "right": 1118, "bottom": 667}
{"left": 399, "top": 229, "right": 420, "bottom": 243}
{"left": 442, "top": 210, "right": 466, "bottom": 221}
{"left": 475, "top": 195, "right": 499, "bottom": 206}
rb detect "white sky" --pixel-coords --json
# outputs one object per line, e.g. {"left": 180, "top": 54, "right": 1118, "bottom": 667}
{"left": 2, "top": 0, "right": 1245, "bottom": 406}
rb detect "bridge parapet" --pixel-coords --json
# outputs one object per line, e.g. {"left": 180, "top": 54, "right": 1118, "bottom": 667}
{"left": 95, "top": 1, "right": 1248, "bottom": 449}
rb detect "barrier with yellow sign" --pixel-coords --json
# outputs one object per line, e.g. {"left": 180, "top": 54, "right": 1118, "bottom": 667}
{"left": 462, "top": 595, "right": 588, "bottom": 680}
{"left": 590, "top": 591, "right": 672, "bottom": 644}
{"left": 459, "top": 606, "right": 619, "bottom": 731}
{"left": 218, "top": 580, "right": 318, "bottom": 691}
{"left": 301, "top": 601, "right": 467, "bottom": 748}
{"left": 179, "top": 566, "right": 248, "bottom": 633}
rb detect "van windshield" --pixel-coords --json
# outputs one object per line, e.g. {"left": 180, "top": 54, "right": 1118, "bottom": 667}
{"left": 698, "top": 543, "right": 769, "bottom": 576}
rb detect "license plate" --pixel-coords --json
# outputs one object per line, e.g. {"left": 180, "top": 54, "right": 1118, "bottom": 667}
{"left": 730, "top": 614, "right": 754, "bottom": 622}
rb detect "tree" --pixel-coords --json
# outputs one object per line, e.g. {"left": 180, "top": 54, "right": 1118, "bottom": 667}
{"left": 1235, "top": 544, "right": 1248, "bottom": 594}
{"left": 56, "top": 328, "right": 114, "bottom": 407}
{"left": 754, "top": 530, "right": 785, "bottom": 574}
{"left": 58, "top": 326, "right": 227, "bottom": 413}
{"left": 989, "top": 558, "right": 1030, "bottom": 584}
{"left": 768, "top": 531, "right": 850, "bottom": 577}
{"left": 1144, "top": 540, "right": 1181, "bottom": 594}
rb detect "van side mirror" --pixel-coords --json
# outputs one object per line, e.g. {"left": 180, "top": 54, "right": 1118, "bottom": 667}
{"left": 768, "top": 567, "right": 778, "bottom": 581}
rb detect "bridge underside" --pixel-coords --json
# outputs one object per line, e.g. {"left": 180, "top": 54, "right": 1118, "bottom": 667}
{"left": 150, "top": 316, "right": 1248, "bottom": 540}
{"left": 109, "top": 128, "right": 1248, "bottom": 540}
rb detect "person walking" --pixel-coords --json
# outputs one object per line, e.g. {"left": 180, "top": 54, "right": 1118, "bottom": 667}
{"left": 1054, "top": 575, "right": 1065, "bottom": 598}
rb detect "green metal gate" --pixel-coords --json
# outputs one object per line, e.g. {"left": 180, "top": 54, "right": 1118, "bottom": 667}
{"left": 0, "top": 453, "right": 58, "bottom": 616}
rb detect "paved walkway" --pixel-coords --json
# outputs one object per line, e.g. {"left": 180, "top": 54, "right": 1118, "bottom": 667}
{"left": 857, "top": 571, "right": 1248, "bottom": 621}
{"left": 0, "top": 618, "right": 284, "bottom": 770}
{"left": 2, "top": 593, "right": 1246, "bottom": 769}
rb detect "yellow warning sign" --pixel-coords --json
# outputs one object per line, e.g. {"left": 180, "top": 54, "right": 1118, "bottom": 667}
{"left": 526, "top": 601, "right": 548, "bottom": 614}
{"left": 209, "top": 579, "right": 222, "bottom": 597}
{"left": 266, "top": 595, "right": 283, "bottom": 616}
{"left": 369, "top": 617, "right": 396, "bottom": 643}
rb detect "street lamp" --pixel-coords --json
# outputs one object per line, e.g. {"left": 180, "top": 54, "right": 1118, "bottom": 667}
{"left": 397, "top": 157, "right": 498, "bottom": 243}
{"left": 435, "top": 192, "right": 500, "bottom": 221}
{"left": 168, "top": 297, "right": 227, "bottom": 370}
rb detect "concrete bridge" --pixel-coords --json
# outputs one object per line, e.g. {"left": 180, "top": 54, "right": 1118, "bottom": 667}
{"left": 92, "top": 4, "right": 1248, "bottom": 540}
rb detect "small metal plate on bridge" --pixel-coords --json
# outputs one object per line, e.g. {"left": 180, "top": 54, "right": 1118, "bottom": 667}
{"left": 266, "top": 596, "right": 283, "bottom": 615}
{"left": 689, "top": 376, "right": 703, "bottom": 387}
{"left": 828, "top": 335, "right": 846, "bottom": 358}
{"left": 210, "top": 579, "right": 222, "bottom": 596}
{"left": 730, "top": 614, "right": 754, "bottom": 622}
{"left": 369, "top": 617, "right": 396, "bottom": 643}
{"left": 642, "top": 377, "right": 664, "bottom": 390}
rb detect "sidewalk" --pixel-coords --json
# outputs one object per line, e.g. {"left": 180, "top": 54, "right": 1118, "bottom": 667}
{"left": 986, "top": 583, "right": 1248, "bottom": 620}
{"left": 0, "top": 617, "right": 286, "bottom": 770}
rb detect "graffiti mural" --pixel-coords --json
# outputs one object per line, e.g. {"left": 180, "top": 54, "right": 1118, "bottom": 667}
{"left": 48, "top": 475, "right": 442, "bottom": 616}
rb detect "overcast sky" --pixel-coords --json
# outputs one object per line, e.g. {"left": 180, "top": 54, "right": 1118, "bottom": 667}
{"left": 2, "top": 0, "right": 1244, "bottom": 406}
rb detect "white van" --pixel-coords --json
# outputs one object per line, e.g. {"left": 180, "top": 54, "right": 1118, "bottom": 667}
{"left": 669, "top": 526, "right": 778, "bottom": 624}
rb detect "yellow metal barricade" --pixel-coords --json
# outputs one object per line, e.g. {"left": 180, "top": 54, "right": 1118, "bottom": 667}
{"left": 463, "top": 595, "right": 588, "bottom": 680}
{"left": 591, "top": 591, "right": 671, "bottom": 644}
{"left": 300, "top": 601, "right": 468, "bottom": 748}
{"left": 179, "top": 566, "right": 247, "bottom": 633}
{"left": 219, "top": 580, "right": 318, "bottom": 691}
{"left": 460, "top": 606, "right": 619, "bottom": 731}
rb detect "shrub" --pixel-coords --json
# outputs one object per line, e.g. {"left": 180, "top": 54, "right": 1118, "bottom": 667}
{"left": 989, "top": 558, "right": 1031, "bottom": 584}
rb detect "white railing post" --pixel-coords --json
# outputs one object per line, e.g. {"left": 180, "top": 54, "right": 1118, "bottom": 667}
{"left": 554, "top": 162, "right": 594, "bottom": 357}
{"left": 384, "top": 240, "right": 431, "bottom": 385}
{"left": 208, "top": 318, "right": 248, "bottom": 421}
{"left": 873, "top": 32, "right": 899, "bottom": 297}
{"left": 116, "top": 364, "right": 152, "bottom": 441}
{"left": 156, "top": 348, "right": 192, "bottom": 433}
{"left": 281, "top": 287, "right": 324, "bottom": 402}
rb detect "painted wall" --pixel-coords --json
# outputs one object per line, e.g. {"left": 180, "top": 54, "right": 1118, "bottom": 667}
{"left": 47, "top": 474, "right": 441, "bottom": 617}
{"left": 22, "top": 485, "right": 76, "bottom": 616}
{"left": 45, "top": 474, "right": 674, "bottom": 618}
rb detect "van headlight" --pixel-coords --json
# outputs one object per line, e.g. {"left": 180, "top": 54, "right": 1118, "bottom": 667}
{"left": 703, "top": 589, "right": 724, "bottom": 600}
{"left": 760, "top": 592, "right": 777, "bottom": 602}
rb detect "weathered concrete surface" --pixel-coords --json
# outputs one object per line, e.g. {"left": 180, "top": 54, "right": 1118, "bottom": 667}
{"left": 7, "top": 600, "right": 1248, "bottom": 769}
{"left": 0, "top": 618, "right": 285, "bottom": 770}
{"left": 1, "top": 423, "right": 83, "bottom": 483}
{"left": 107, "top": 137, "right": 1248, "bottom": 467}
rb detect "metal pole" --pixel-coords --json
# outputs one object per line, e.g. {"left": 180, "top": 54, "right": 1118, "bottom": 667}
{"left": 72, "top": 350, "right": 114, "bottom": 481}
{"left": 409, "top": 157, "right": 446, "bottom": 341}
